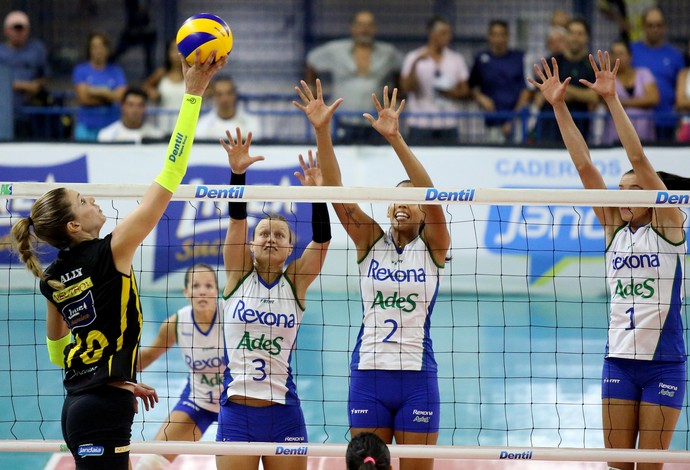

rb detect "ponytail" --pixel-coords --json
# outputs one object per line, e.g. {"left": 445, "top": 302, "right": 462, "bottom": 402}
{"left": 10, "top": 188, "right": 75, "bottom": 289}
{"left": 10, "top": 217, "right": 46, "bottom": 282}
{"left": 657, "top": 171, "right": 690, "bottom": 191}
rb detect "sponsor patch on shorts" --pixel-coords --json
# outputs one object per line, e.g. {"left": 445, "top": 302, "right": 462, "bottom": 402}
{"left": 77, "top": 444, "right": 104, "bottom": 457}
{"left": 114, "top": 445, "right": 130, "bottom": 454}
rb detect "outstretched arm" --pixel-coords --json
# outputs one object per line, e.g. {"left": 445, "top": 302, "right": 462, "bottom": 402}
{"left": 581, "top": 50, "right": 684, "bottom": 235}
{"left": 365, "top": 87, "right": 450, "bottom": 265}
{"left": 293, "top": 79, "right": 382, "bottom": 256}
{"left": 529, "top": 57, "right": 617, "bottom": 230}
{"left": 137, "top": 314, "right": 177, "bottom": 371}
{"left": 291, "top": 150, "right": 331, "bottom": 301}
{"left": 111, "top": 50, "right": 228, "bottom": 274}
{"left": 221, "top": 128, "right": 265, "bottom": 296}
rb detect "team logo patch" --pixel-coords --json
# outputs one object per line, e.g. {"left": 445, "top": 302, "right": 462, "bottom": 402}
{"left": 77, "top": 444, "right": 104, "bottom": 457}
{"left": 63, "top": 290, "right": 97, "bottom": 329}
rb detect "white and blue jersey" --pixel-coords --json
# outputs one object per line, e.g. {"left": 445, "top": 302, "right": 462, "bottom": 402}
{"left": 176, "top": 305, "right": 225, "bottom": 413}
{"left": 352, "top": 230, "right": 444, "bottom": 371}
{"left": 221, "top": 269, "right": 303, "bottom": 405}
{"left": 605, "top": 223, "right": 686, "bottom": 362}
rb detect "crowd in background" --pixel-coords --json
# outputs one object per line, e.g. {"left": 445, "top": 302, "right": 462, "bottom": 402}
{"left": 2, "top": 1, "right": 690, "bottom": 145}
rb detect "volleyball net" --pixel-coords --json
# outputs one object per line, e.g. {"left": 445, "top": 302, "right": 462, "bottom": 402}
{"left": 1, "top": 181, "right": 690, "bottom": 466}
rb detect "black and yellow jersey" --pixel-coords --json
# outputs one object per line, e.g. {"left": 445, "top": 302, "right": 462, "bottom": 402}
{"left": 40, "top": 234, "right": 143, "bottom": 394}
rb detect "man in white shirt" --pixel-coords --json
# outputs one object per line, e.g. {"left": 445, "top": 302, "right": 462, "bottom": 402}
{"left": 97, "top": 87, "right": 164, "bottom": 143}
{"left": 195, "top": 75, "right": 261, "bottom": 140}
{"left": 400, "top": 16, "right": 470, "bottom": 145}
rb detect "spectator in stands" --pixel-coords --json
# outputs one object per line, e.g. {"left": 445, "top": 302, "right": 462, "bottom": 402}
{"left": 601, "top": 40, "right": 658, "bottom": 145}
{"left": 72, "top": 32, "right": 127, "bottom": 142}
{"left": 399, "top": 15, "right": 469, "bottom": 145}
{"left": 631, "top": 6, "right": 683, "bottom": 143}
{"left": 597, "top": 0, "right": 656, "bottom": 42}
{"left": 195, "top": 75, "right": 261, "bottom": 141}
{"left": 550, "top": 9, "right": 571, "bottom": 29}
{"left": 112, "top": 0, "right": 156, "bottom": 78}
{"left": 97, "top": 87, "right": 163, "bottom": 143}
{"left": 144, "top": 38, "right": 185, "bottom": 135}
{"left": 0, "top": 10, "right": 49, "bottom": 140}
{"left": 534, "top": 18, "right": 598, "bottom": 143}
{"left": 470, "top": 20, "right": 530, "bottom": 143}
{"left": 674, "top": 62, "right": 690, "bottom": 143}
{"left": 306, "top": 10, "right": 402, "bottom": 144}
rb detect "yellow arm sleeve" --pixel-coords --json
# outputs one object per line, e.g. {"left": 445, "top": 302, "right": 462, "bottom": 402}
{"left": 154, "top": 93, "right": 203, "bottom": 193}
{"left": 46, "top": 333, "right": 71, "bottom": 368}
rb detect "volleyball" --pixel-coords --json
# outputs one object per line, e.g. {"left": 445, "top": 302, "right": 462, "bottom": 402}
{"left": 176, "top": 13, "right": 233, "bottom": 65}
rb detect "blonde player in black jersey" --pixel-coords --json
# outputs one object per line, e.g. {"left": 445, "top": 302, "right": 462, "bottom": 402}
{"left": 10, "top": 50, "right": 227, "bottom": 470}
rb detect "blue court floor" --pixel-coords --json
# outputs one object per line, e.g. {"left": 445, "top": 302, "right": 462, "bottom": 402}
{"left": 1, "top": 291, "right": 688, "bottom": 468}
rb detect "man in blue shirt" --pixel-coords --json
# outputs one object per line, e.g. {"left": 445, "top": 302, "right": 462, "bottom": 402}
{"left": 631, "top": 6, "right": 683, "bottom": 143}
{"left": 470, "top": 20, "right": 530, "bottom": 143}
{"left": 0, "top": 10, "right": 48, "bottom": 139}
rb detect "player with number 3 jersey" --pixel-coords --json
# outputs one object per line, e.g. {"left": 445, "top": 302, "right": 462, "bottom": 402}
{"left": 214, "top": 128, "right": 331, "bottom": 470}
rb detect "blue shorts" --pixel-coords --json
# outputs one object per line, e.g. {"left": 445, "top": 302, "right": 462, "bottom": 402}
{"left": 348, "top": 369, "right": 440, "bottom": 433}
{"left": 602, "top": 357, "right": 686, "bottom": 409}
{"left": 171, "top": 382, "right": 218, "bottom": 434}
{"left": 216, "top": 401, "right": 307, "bottom": 443}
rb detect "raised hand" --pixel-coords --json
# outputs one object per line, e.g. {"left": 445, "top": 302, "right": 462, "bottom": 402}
{"left": 182, "top": 49, "right": 229, "bottom": 97}
{"left": 579, "top": 50, "right": 619, "bottom": 99}
{"left": 364, "top": 86, "right": 405, "bottom": 139}
{"left": 220, "top": 127, "right": 265, "bottom": 174}
{"left": 527, "top": 57, "right": 571, "bottom": 106}
{"left": 293, "top": 78, "right": 343, "bottom": 131}
{"left": 294, "top": 150, "right": 322, "bottom": 187}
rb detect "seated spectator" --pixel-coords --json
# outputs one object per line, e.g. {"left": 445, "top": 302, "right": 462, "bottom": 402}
{"left": 675, "top": 65, "right": 690, "bottom": 142}
{"left": 73, "top": 32, "right": 127, "bottom": 141}
{"left": 601, "top": 40, "right": 658, "bottom": 145}
{"left": 0, "top": 10, "right": 48, "bottom": 140}
{"left": 400, "top": 15, "right": 469, "bottom": 145}
{"left": 631, "top": 6, "right": 683, "bottom": 142}
{"left": 306, "top": 10, "right": 402, "bottom": 144}
{"left": 97, "top": 87, "right": 163, "bottom": 142}
{"left": 195, "top": 75, "right": 261, "bottom": 140}
{"left": 470, "top": 20, "right": 530, "bottom": 143}
{"left": 346, "top": 432, "right": 392, "bottom": 470}
{"left": 144, "top": 38, "right": 185, "bottom": 135}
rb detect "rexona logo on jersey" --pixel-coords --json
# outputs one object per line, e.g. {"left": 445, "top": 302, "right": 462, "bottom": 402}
{"left": 0, "top": 156, "right": 88, "bottom": 266}
{"left": 154, "top": 165, "right": 311, "bottom": 279}
{"left": 484, "top": 192, "right": 605, "bottom": 282}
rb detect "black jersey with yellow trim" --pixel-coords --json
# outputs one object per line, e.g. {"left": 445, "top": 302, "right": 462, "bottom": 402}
{"left": 40, "top": 234, "right": 143, "bottom": 394}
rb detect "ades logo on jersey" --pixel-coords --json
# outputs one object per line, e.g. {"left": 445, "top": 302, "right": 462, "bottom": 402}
{"left": 153, "top": 165, "right": 311, "bottom": 280}
{"left": 0, "top": 156, "right": 88, "bottom": 266}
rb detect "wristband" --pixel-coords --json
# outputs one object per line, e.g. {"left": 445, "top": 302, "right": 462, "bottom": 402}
{"left": 154, "top": 94, "right": 203, "bottom": 193}
{"left": 229, "top": 171, "right": 247, "bottom": 220}
{"left": 46, "top": 333, "right": 71, "bottom": 368}
{"left": 311, "top": 202, "right": 331, "bottom": 243}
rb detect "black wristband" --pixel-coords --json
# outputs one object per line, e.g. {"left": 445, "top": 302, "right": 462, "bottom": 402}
{"left": 311, "top": 202, "right": 331, "bottom": 243}
{"left": 229, "top": 172, "right": 247, "bottom": 220}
